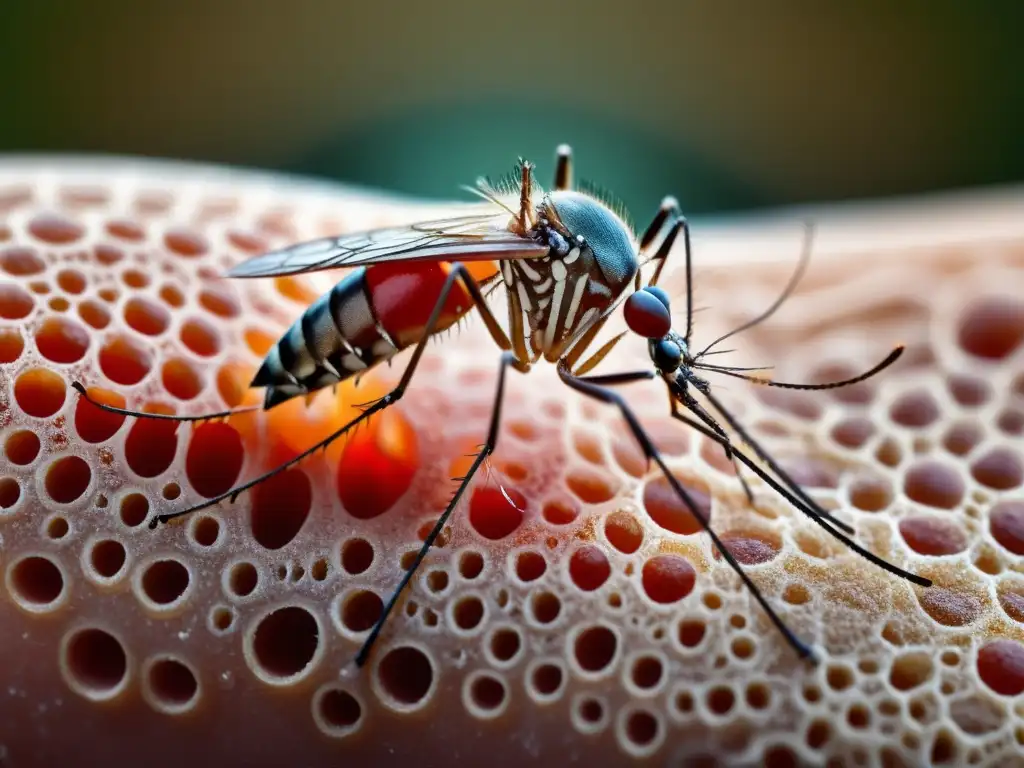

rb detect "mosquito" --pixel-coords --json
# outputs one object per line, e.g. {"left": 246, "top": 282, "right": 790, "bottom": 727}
{"left": 74, "top": 144, "right": 931, "bottom": 666}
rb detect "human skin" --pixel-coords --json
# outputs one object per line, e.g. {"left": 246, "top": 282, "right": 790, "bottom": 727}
{"left": 1, "top": 158, "right": 1023, "bottom": 767}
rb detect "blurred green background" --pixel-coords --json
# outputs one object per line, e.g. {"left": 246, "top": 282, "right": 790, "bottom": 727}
{"left": 1, "top": 2, "right": 1022, "bottom": 221}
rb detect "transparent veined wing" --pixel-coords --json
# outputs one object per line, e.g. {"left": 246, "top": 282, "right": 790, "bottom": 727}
{"left": 227, "top": 209, "right": 549, "bottom": 279}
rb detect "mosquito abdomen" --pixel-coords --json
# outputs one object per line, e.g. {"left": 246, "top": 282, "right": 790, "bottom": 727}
{"left": 252, "top": 261, "right": 488, "bottom": 409}
{"left": 252, "top": 267, "right": 392, "bottom": 408}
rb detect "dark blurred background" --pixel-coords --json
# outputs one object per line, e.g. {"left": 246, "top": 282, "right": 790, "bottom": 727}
{"left": 1, "top": 2, "right": 1022, "bottom": 220}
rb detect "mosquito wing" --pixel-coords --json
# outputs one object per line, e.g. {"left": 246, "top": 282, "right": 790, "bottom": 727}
{"left": 227, "top": 209, "right": 549, "bottom": 279}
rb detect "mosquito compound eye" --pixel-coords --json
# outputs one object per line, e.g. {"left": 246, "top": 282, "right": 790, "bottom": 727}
{"left": 653, "top": 339, "right": 683, "bottom": 371}
{"left": 624, "top": 290, "right": 672, "bottom": 339}
{"left": 643, "top": 286, "right": 671, "bottom": 310}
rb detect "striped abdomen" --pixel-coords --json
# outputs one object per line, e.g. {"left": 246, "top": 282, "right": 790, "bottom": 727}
{"left": 252, "top": 261, "right": 496, "bottom": 408}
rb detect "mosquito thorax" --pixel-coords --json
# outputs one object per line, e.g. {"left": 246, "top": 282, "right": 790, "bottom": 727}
{"left": 507, "top": 191, "right": 641, "bottom": 361}
{"left": 540, "top": 191, "right": 638, "bottom": 293}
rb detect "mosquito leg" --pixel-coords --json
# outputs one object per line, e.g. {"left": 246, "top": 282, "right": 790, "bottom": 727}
{"left": 638, "top": 196, "right": 682, "bottom": 254}
{"left": 732, "top": 456, "right": 757, "bottom": 505}
{"left": 636, "top": 210, "right": 693, "bottom": 340}
{"left": 71, "top": 382, "right": 262, "bottom": 422}
{"left": 678, "top": 386, "right": 757, "bottom": 507}
{"left": 677, "top": 384, "right": 853, "bottom": 534}
{"left": 554, "top": 144, "right": 573, "bottom": 191}
{"left": 558, "top": 360, "right": 816, "bottom": 662}
{"left": 675, "top": 386, "right": 760, "bottom": 500}
{"left": 698, "top": 386, "right": 856, "bottom": 534}
{"left": 573, "top": 370, "right": 748, "bottom": 507}
{"left": 669, "top": 401, "right": 848, "bottom": 536}
{"left": 152, "top": 264, "right": 527, "bottom": 528}
{"left": 562, "top": 313, "right": 611, "bottom": 373}
{"left": 668, "top": 402, "right": 930, "bottom": 587}
{"left": 578, "top": 364, "right": 857, "bottom": 541}
{"left": 356, "top": 350, "right": 520, "bottom": 667}
{"left": 685, "top": 389, "right": 759, "bottom": 506}
{"left": 571, "top": 370, "right": 655, "bottom": 386}
{"left": 572, "top": 331, "right": 628, "bottom": 377}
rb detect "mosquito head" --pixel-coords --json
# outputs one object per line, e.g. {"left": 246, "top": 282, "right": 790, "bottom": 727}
{"left": 624, "top": 286, "right": 690, "bottom": 374}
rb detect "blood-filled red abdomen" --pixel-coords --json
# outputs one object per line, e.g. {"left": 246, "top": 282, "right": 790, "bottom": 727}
{"left": 366, "top": 261, "right": 498, "bottom": 348}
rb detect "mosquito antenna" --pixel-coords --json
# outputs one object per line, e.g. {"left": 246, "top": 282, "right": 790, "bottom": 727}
{"left": 697, "top": 363, "right": 775, "bottom": 374}
{"left": 700, "top": 346, "right": 904, "bottom": 391}
{"left": 698, "top": 348, "right": 736, "bottom": 358}
{"left": 696, "top": 223, "right": 815, "bottom": 359}
{"left": 72, "top": 382, "right": 261, "bottom": 422}
{"left": 674, "top": 304, "right": 710, "bottom": 316}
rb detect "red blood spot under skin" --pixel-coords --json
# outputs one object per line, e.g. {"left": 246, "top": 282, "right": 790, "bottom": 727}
{"left": 337, "top": 409, "right": 419, "bottom": 520}
{"left": 186, "top": 423, "right": 244, "bottom": 498}
{"left": 957, "top": 297, "right": 1024, "bottom": 360}
{"left": 918, "top": 587, "right": 981, "bottom": 627}
{"left": 180, "top": 318, "right": 221, "bottom": 357}
{"left": 0, "top": 282, "right": 33, "bottom": 319}
{"left": 542, "top": 499, "right": 577, "bottom": 525}
{"left": 569, "top": 545, "right": 611, "bottom": 591}
{"left": 947, "top": 374, "right": 991, "bottom": 407}
{"left": 227, "top": 230, "right": 267, "bottom": 254}
{"left": 164, "top": 228, "right": 209, "bottom": 257}
{"left": 162, "top": 358, "right": 202, "bottom": 400}
{"left": 14, "top": 368, "right": 66, "bottom": 418}
{"left": 641, "top": 555, "right": 696, "bottom": 604}
{"left": 74, "top": 388, "right": 126, "bottom": 443}
{"left": 99, "top": 336, "right": 151, "bottom": 386}
{"left": 469, "top": 485, "right": 526, "bottom": 541}
{"left": 990, "top": 501, "right": 1024, "bottom": 555}
{"left": 124, "top": 297, "right": 171, "bottom": 336}
{"left": 715, "top": 533, "right": 779, "bottom": 565}
{"left": 643, "top": 475, "right": 711, "bottom": 535}
{"left": 515, "top": 551, "right": 546, "bottom": 582}
{"left": 977, "top": 640, "right": 1024, "bottom": 696}
{"left": 889, "top": 390, "right": 940, "bottom": 428}
{"left": 35, "top": 316, "right": 90, "bottom": 364}
{"left": 971, "top": 448, "right": 1023, "bottom": 490}
{"left": 251, "top": 469, "right": 313, "bottom": 550}
{"left": 28, "top": 213, "right": 84, "bottom": 244}
{"left": 898, "top": 516, "right": 967, "bottom": 556}
{"left": 1, "top": 246, "right": 45, "bottom": 275}
{"left": 0, "top": 328, "right": 25, "bottom": 363}
{"left": 566, "top": 468, "right": 618, "bottom": 504}
{"left": 605, "top": 511, "right": 643, "bottom": 554}
{"left": 943, "top": 421, "right": 983, "bottom": 456}
{"left": 775, "top": 457, "right": 838, "bottom": 489}
{"left": 904, "top": 461, "right": 964, "bottom": 510}
{"left": 999, "top": 591, "right": 1024, "bottom": 623}
{"left": 106, "top": 219, "right": 145, "bottom": 241}
{"left": 124, "top": 406, "right": 179, "bottom": 478}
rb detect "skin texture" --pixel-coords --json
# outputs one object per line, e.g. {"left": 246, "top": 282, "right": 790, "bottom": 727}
{"left": 1, "top": 158, "right": 1024, "bottom": 767}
